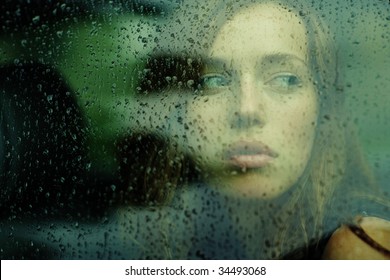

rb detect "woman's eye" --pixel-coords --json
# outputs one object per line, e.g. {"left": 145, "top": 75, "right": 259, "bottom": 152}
{"left": 197, "top": 74, "right": 231, "bottom": 91}
{"left": 265, "top": 74, "right": 302, "bottom": 92}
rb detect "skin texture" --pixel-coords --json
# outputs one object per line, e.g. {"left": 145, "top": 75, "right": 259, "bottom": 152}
{"left": 323, "top": 217, "right": 390, "bottom": 260}
{"left": 172, "top": 4, "right": 318, "bottom": 199}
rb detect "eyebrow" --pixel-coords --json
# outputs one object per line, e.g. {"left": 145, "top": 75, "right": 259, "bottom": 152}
{"left": 260, "top": 53, "right": 308, "bottom": 67}
{"left": 204, "top": 53, "right": 308, "bottom": 68}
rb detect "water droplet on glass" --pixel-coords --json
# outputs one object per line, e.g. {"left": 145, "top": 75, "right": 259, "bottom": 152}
{"left": 32, "top": 15, "right": 40, "bottom": 24}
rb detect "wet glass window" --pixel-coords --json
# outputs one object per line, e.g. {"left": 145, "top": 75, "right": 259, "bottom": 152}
{"left": 1, "top": 0, "right": 389, "bottom": 259}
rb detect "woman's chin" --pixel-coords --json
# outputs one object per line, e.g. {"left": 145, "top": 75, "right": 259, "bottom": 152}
{"left": 211, "top": 173, "right": 290, "bottom": 200}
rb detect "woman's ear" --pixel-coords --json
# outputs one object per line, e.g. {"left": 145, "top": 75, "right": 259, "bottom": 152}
{"left": 322, "top": 216, "right": 390, "bottom": 260}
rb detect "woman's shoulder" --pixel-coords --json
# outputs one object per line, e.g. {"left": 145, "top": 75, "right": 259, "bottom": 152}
{"left": 323, "top": 216, "right": 390, "bottom": 259}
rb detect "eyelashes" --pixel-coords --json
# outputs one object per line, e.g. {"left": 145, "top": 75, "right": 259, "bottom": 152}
{"left": 194, "top": 72, "right": 303, "bottom": 96}
{"left": 199, "top": 74, "right": 231, "bottom": 89}
{"left": 194, "top": 73, "right": 232, "bottom": 95}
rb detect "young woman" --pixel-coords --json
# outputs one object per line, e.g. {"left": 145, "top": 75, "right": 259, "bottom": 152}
{"left": 118, "top": 0, "right": 390, "bottom": 259}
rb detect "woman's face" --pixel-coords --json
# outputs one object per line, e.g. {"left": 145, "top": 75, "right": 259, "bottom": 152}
{"left": 172, "top": 3, "right": 318, "bottom": 198}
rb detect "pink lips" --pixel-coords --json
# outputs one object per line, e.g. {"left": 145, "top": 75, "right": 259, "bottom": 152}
{"left": 224, "top": 141, "right": 278, "bottom": 169}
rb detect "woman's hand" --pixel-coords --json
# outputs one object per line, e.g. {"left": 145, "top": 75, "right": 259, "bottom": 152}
{"left": 322, "top": 216, "right": 390, "bottom": 260}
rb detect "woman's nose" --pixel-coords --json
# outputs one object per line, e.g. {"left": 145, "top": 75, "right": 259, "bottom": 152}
{"left": 230, "top": 73, "right": 265, "bottom": 129}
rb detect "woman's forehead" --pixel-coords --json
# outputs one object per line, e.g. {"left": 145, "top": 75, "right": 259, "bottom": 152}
{"left": 209, "top": 4, "right": 308, "bottom": 63}
{"left": 155, "top": 1, "right": 307, "bottom": 57}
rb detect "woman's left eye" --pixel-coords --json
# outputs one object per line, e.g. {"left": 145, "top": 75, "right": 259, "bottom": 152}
{"left": 265, "top": 74, "right": 302, "bottom": 91}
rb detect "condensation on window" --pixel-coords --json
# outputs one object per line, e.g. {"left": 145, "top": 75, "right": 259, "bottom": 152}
{"left": 0, "top": 0, "right": 389, "bottom": 259}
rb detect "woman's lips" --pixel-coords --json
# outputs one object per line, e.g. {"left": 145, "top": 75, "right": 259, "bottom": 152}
{"left": 223, "top": 141, "right": 278, "bottom": 169}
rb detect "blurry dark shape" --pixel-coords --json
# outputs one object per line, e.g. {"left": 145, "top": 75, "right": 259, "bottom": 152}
{"left": 117, "top": 134, "right": 176, "bottom": 205}
{"left": 116, "top": 133, "right": 199, "bottom": 206}
{"left": 281, "top": 234, "right": 332, "bottom": 259}
{"left": 81, "top": 0, "right": 179, "bottom": 15}
{"left": 0, "top": 1, "right": 87, "bottom": 35}
{"left": 137, "top": 55, "right": 203, "bottom": 95}
{"left": 0, "top": 63, "right": 87, "bottom": 219}
{"left": 0, "top": 231, "right": 60, "bottom": 259}
{"left": 0, "top": 0, "right": 176, "bottom": 35}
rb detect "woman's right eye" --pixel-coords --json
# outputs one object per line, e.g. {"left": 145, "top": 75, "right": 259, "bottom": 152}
{"left": 197, "top": 73, "right": 231, "bottom": 92}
